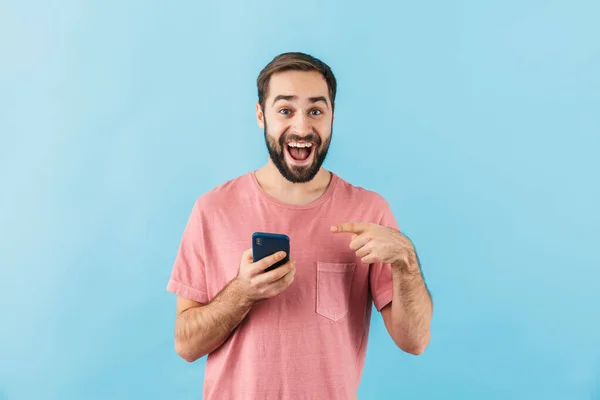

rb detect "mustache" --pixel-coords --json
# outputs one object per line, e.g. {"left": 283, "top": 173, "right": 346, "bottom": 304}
{"left": 278, "top": 132, "right": 321, "bottom": 147}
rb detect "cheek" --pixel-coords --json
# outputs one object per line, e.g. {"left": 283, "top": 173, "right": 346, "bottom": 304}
{"left": 269, "top": 130, "right": 286, "bottom": 144}
{"left": 266, "top": 117, "right": 288, "bottom": 135}
{"left": 266, "top": 130, "right": 287, "bottom": 150}
{"left": 315, "top": 121, "right": 332, "bottom": 137}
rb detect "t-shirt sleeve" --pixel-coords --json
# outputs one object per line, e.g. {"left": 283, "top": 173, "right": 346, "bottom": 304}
{"left": 166, "top": 199, "right": 209, "bottom": 304}
{"left": 369, "top": 198, "right": 400, "bottom": 312}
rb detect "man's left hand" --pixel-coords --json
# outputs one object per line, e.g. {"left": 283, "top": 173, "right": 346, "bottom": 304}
{"left": 331, "top": 222, "right": 417, "bottom": 268}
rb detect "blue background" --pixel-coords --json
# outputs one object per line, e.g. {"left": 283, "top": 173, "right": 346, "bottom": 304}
{"left": 1, "top": 1, "right": 599, "bottom": 399}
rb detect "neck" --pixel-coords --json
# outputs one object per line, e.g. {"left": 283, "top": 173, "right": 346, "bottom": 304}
{"left": 254, "top": 160, "right": 332, "bottom": 206}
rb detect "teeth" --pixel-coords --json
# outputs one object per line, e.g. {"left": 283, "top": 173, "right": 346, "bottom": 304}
{"left": 287, "top": 142, "right": 313, "bottom": 148}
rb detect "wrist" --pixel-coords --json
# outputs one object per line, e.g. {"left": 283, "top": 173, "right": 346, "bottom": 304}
{"left": 392, "top": 250, "right": 419, "bottom": 275}
{"left": 229, "top": 277, "right": 255, "bottom": 308}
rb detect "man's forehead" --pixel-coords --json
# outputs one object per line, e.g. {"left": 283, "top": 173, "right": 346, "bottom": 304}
{"left": 268, "top": 70, "right": 329, "bottom": 100}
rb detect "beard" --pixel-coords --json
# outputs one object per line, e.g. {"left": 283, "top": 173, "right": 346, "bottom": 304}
{"left": 263, "top": 118, "right": 332, "bottom": 183}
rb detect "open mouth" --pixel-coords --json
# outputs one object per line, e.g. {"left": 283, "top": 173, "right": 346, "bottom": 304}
{"left": 285, "top": 141, "right": 315, "bottom": 165}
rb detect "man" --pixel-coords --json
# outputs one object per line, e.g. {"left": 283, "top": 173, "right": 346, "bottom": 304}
{"left": 167, "top": 52, "right": 433, "bottom": 399}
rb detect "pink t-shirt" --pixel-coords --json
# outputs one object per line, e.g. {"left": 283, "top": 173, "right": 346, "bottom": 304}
{"left": 167, "top": 171, "right": 399, "bottom": 399}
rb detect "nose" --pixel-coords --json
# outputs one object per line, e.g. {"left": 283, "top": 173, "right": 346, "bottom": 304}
{"left": 291, "top": 113, "right": 311, "bottom": 136}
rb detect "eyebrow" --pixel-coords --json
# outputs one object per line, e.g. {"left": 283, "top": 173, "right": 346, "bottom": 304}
{"left": 272, "top": 95, "right": 329, "bottom": 108}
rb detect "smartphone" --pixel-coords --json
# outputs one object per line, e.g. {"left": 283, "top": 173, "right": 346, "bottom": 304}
{"left": 252, "top": 232, "right": 290, "bottom": 272}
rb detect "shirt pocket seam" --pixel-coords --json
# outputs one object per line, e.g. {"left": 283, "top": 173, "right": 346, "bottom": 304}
{"left": 316, "top": 262, "right": 356, "bottom": 321}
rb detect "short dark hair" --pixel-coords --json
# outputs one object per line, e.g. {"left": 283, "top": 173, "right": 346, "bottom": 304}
{"left": 256, "top": 52, "right": 337, "bottom": 111}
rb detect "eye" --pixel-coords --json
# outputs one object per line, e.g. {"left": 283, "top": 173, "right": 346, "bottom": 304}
{"left": 279, "top": 108, "right": 292, "bottom": 115}
{"left": 309, "top": 109, "right": 322, "bottom": 116}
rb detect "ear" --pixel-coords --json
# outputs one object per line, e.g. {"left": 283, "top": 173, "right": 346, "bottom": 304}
{"left": 256, "top": 102, "right": 265, "bottom": 129}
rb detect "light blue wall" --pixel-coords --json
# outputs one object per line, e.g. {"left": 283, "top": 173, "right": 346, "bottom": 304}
{"left": 1, "top": 1, "right": 599, "bottom": 399}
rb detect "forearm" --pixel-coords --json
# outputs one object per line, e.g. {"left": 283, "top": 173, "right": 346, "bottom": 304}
{"left": 390, "top": 259, "right": 433, "bottom": 354}
{"left": 175, "top": 278, "right": 254, "bottom": 362}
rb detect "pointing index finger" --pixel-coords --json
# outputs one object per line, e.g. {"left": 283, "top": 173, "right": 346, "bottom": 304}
{"left": 331, "top": 222, "right": 369, "bottom": 234}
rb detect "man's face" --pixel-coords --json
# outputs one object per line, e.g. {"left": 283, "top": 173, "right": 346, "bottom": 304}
{"left": 257, "top": 70, "right": 334, "bottom": 183}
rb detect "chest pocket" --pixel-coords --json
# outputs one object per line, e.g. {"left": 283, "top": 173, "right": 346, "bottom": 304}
{"left": 316, "top": 262, "right": 356, "bottom": 321}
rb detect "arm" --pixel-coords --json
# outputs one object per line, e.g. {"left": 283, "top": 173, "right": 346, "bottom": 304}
{"left": 174, "top": 278, "right": 254, "bottom": 362}
{"left": 331, "top": 222, "right": 433, "bottom": 355}
{"left": 381, "top": 249, "right": 433, "bottom": 355}
{"left": 173, "top": 249, "right": 296, "bottom": 362}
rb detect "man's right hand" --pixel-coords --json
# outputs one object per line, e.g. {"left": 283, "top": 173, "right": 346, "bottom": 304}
{"left": 235, "top": 248, "right": 296, "bottom": 303}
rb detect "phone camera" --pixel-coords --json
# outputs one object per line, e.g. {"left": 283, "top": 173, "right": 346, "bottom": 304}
{"left": 255, "top": 238, "right": 262, "bottom": 245}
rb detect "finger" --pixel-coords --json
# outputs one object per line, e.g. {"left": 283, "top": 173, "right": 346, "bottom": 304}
{"left": 274, "top": 264, "right": 295, "bottom": 285}
{"left": 361, "top": 254, "right": 379, "bottom": 265}
{"left": 355, "top": 245, "right": 371, "bottom": 258}
{"left": 360, "top": 255, "right": 375, "bottom": 265}
{"left": 254, "top": 259, "right": 295, "bottom": 284}
{"left": 243, "top": 248, "right": 253, "bottom": 262}
{"left": 267, "top": 260, "right": 295, "bottom": 282}
{"left": 349, "top": 233, "right": 370, "bottom": 251}
{"left": 250, "top": 251, "right": 287, "bottom": 275}
{"left": 331, "top": 222, "right": 370, "bottom": 234}
{"left": 256, "top": 266, "right": 295, "bottom": 296}
{"left": 266, "top": 267, "right": 296, "bottom": 296}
